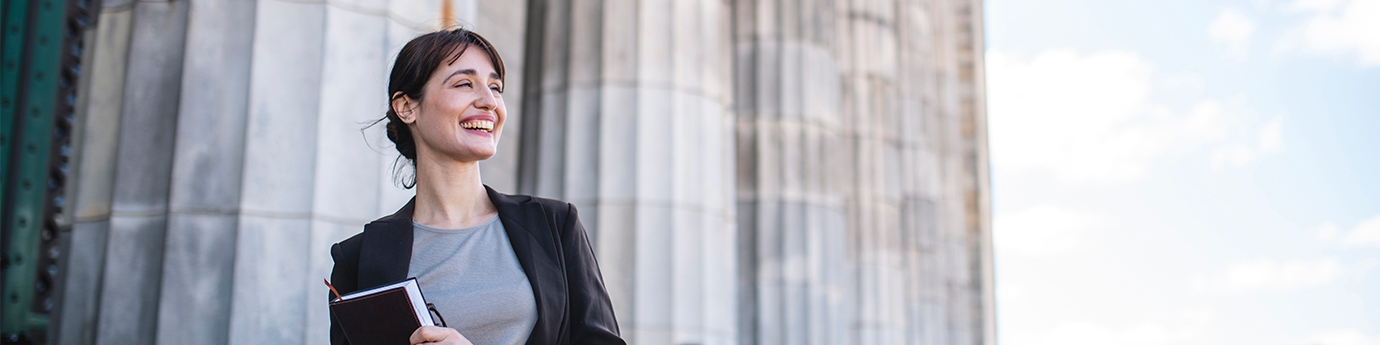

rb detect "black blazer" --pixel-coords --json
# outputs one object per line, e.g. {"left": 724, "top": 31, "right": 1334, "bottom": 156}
{"left": 329, "top": 186, "right": 625, "bottom": 345}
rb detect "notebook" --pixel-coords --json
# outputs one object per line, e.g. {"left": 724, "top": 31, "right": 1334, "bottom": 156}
{"left": 329, "top": 278, "right": 435, "bottom": 345}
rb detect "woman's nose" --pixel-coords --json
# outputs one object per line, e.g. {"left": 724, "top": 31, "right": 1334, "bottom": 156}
{"left": 475, "top": 89, "right": 498, "bottom": 110}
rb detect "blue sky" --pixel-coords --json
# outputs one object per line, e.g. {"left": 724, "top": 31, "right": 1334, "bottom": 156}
{"left": 984, "top": 0, "right": 1380, "bottom": 344}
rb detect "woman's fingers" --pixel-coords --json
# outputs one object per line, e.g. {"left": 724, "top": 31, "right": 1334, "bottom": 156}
{"left": 408, "top": 326, "right": 440, "bottom": 344}
{"left": 408, "top": 326, "right": 471, "bottom": 345}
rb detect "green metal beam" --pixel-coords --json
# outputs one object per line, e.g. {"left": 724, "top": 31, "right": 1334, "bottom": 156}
{"left": 1, "top": 0, "right": 31, "bottom": 212}
{"left": 3, "top": 0, "right": 68, "bottom": 335}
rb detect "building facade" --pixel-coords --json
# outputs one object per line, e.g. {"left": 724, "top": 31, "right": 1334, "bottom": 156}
{"left": 34, "top": 0, "right": 992, "bottom": 344}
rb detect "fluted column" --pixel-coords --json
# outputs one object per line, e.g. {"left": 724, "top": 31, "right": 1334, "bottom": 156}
{"left": 226, "top": 0, "right": 326, "bottom": 342}
{"left": 155, "top": 0, "right": 256, "bottom": 343}
{"left": 94, "top": 0, "right": 189, "bottom": 343}
{"left": 301, "top": 1, "right": 392, "bottom": 343}
{"left": 735, "top": 0, "right": 992, "bottom": 344}
{"left": 519, "top": 0, "right": 737, "bottom": 343}
{"left": 896, "top": 1, "right": 948, "bottom": 343}
{"left": 837, "top": 0, "right": 910, "bottom": 343}
{"left": 733, "top": 0, "right": 852, "bottom": 344}
{"left": 894, "top": 0, "right": 994, "bottom": 344}
{"left": 52, "top": 0, "right": 133, "bottom": 342}
{"left": 966, "top": 0, "right": 997, "bottom": 341}
{"left": 947, "top": 0, "right": 995, "bottom": 343}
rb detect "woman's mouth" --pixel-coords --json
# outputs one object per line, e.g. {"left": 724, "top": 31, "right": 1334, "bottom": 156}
{"left": 460, "top": 119, "right": 494, "bottom": 133}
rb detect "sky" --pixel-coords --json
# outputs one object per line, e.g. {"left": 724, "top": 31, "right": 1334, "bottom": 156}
{"left": 983, "top": 0, "right": 1380, "bottom": 345}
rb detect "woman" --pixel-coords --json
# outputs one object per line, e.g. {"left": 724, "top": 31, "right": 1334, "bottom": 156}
{"left": 328, "top": 29, "right": 624, "bottom": 345}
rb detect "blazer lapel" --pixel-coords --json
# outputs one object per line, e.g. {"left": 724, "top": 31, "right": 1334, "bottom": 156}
{"left": 487, "top": 186, "right": 568, "bottom": 345}
{"left": 357, "top": 198, "right": 416, "bottom": 290}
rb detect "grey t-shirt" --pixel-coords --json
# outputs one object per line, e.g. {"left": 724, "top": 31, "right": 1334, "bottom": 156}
{"left": 409, "top": 216, "right": 538, "bottom": 345}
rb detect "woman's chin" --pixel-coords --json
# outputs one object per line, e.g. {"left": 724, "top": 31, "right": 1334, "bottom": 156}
{"left": 419, "top": 147, "right": 494, "bottom": 164}
{"left": 457, "top": 147, "right": 497, "bottom": 162}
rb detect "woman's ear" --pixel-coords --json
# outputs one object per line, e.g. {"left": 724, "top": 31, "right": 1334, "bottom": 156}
{"left": 392, "top": 92, "right": 419, "bottom": 124}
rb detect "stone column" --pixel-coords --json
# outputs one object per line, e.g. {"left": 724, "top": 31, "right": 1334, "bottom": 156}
{"left": 950, "top": 0, "right": 995, "bottom": 343}
{"left": 837, "top": 0, "right": 911, "bottom": 343}
{"left": 94, "top": 0, "right": 189, "bottom": 343}
{"left": 519, "top": 0, "right": 737, "bottom": 343}
{"left": 894, "top": 1, "right": 994, "bottom": 344}
{"left": 733, "top": 0, "right": 852, "bottom": 344}
{"left": 734, "top": 0, "right": 992, "bottom": 344}
{"left": 154, "top": 0, "right": 256, "bottom": 343}
{"left": 51, "top": 0, "right": 134, "bottom": 343}
{"left": 899, "top": 1, "right": 954, "bottom": 343}
{"left": 224, "top": 0, "right": 324, "bottom": 342}
{"left": 227, "top": 0, "right": 412, "bottom": 343}
{"left": 303, "top": 1, "right": 392, "bottom": 343}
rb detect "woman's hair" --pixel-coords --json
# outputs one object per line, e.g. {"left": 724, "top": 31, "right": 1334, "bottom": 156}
{"left": 381, "top": 28, "right": 506, "bottom": 188}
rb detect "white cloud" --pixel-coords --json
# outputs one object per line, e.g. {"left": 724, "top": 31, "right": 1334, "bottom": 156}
{"left": 1211, "top": 143, "right": 1257, "bottom": 167}
{"left": 1313, "top": 221, "right": 1342, "bottom": 240}
{"left": 1210, "top": 9, "right": 1257, "bottom": 60}
{"left": 1260, "top": 115, "right": 1284, "bottom": 151}
{"left": 1021, "top": 320, "right": 1206, "bottom": 345}
{"left": 1290, "top": 0, "right": 1349, "bottom": 11}
{"left": 994, "top": 205, "right": 1103, "bottom": 258}
{"left": 997, "top": 284, "right": 1028, "bottom": 303}
{"left": 1342, "top": 213, "right": 1380, "bottom": 247}
{"left": 1304, "top": 329, "right": 1380, "bottom": 345}
{"left": 1279, "top": 0, "right": 1380, "bottom": 67}
{"left": 1191, "top": 258, "right": 1343, "bottom": 293}
{"left": 1211, "top": 115, "right": 1284, "bottom": 167}
{"left": 1211, "top": 9, "right": 1256, "bottom": 42}
{"left": 1160, "top": 73, "right": 1207, "bottom": 96}
{"left": 1179, "top": 308, "right": 1215, "bottom": 326}
{"left": 987, "top": 49, "right": 1227, "bottom": 183}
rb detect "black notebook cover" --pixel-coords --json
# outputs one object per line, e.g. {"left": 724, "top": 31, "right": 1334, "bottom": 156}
{"left": 329, "top": 279, "right": 432, "bottom": 345}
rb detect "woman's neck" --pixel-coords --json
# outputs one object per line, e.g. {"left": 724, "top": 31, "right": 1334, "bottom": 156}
{"left": 411, "top": 154, "right": 497, "bottom": 229}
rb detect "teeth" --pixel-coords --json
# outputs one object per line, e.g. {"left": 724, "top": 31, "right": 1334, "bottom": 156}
{"left": 460, "top": 120, "right": 494, "bottom": 132}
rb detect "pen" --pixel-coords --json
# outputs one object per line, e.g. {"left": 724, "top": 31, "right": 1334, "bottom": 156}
{"left": 324, "top": 278, "right": 342, "bottom": 300}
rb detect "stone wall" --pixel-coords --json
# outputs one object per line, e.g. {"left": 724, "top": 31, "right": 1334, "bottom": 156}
{"left": 732, "top": 1, "right": 992, "bottom": 344}
{"left": 52, "top": 0, "right": 991, "bottom": 344}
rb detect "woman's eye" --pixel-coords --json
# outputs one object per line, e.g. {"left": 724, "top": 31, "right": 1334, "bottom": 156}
{"left": 456, "top": 82, "right": 472, "bottom": 88}
{"left": 490, "top": 85, "right": 503, "bottom": 93}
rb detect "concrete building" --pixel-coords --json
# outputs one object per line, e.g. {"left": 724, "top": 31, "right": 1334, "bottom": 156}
{"left": 45, "top": 0, "right": 992, "bottom": 344}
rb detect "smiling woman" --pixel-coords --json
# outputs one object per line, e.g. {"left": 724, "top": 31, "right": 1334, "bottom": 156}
{"left": 328, "top": 29, "right": 625, "bottom": 345}
{"left": 381, "top": 30, "right": 508, "bottom": 188}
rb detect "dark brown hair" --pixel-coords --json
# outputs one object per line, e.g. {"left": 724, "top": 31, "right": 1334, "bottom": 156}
{"left": 381, "top": 28, "right": 506, "bottom": 188}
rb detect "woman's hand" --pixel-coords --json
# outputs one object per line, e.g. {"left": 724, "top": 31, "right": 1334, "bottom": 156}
{"left": 409, "top": 326, "right": 473, "bottom": 345}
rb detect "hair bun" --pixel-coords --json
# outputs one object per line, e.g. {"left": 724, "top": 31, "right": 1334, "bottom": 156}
{"left": 384, "top": 109, "right": 417, "bottom": 161}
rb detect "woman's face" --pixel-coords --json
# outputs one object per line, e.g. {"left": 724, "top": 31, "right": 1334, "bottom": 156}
{"left": 396, "top": 46, "right": 506, "bottom": 163}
